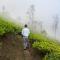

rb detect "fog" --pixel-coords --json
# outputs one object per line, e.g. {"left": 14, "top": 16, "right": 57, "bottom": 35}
{"left": 0, "top": 0, "right": 60, "bottom": 40}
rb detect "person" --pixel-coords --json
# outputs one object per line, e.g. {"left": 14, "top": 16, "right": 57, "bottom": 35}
{"left": 22, "top": 24, "right": 30, "bottom": 50}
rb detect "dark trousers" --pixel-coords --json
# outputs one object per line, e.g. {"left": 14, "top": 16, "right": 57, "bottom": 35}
{"left": 23, "top": 36, "right": 29, "bottom": 49}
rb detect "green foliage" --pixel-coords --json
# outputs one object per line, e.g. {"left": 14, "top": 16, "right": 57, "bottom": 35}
{"left": 29, "top": 33, "right": 60, "bottom": 60}
{"left": 0, "top": 16, "right": 21, "bottom": 36}
{"left": 44, "top": 52, "right": 60, "bottom": 60}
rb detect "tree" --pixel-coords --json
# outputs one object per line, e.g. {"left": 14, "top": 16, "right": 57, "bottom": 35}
{"left": 53, "top": 15, "right": 59, "bottom": 38}
{"left": 27, "top": 5, "right": 35, "bottom": 32}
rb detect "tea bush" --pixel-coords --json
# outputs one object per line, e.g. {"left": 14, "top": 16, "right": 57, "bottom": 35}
{"left": 29, "top": 33, "right": 60, "bottom": 59}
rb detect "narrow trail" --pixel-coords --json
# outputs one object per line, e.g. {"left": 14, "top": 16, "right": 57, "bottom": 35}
{"left": 0, "top": 35, "right": 40, "bottom": 60}
{"left": 24, "top": 50, "right": 33, "bottom": 60}
{"left": 24, "top": 49, "right": 41, "bottom": 60}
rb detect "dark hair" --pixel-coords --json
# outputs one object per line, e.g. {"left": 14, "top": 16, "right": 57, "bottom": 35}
{"left": 24, "top": 24, "right": 27, "bottom": 27}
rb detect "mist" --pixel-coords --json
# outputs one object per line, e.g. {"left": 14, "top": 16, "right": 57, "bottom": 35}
{"left": 0, "top": 0, "right": 60, "bottom": 40}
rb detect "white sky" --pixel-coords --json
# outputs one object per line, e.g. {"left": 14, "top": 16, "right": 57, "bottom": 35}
{"left": 0, "top": 0, "right": 60, "bottom": 40}
{"left": 0, "top": 0, "right": 60, "bottom": 19}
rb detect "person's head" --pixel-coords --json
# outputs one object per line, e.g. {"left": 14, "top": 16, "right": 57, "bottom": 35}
{"left": 24, "top": 24, "right": 28, "bottom": 28}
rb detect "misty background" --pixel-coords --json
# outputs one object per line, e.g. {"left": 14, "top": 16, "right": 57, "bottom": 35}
{"left": 0, "top": 0, "right": 60, "bottom": 40}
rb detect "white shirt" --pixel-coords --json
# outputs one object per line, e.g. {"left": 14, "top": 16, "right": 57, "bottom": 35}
{"left": 22, "top": 28, "right": 30, "bottom": 37}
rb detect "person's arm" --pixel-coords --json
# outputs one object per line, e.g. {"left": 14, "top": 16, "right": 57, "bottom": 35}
{"left": 28, "top": 29, "right": 30, "bottom": 35}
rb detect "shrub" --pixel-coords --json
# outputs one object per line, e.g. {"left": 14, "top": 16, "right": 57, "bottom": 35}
{"left": 29, "top": 33, "right": 60, "bottom": 60}
{"left": 0, "top": 16, "right": 22, "bottom": 36}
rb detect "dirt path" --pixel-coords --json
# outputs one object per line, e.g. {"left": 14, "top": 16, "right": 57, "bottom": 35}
{"left": 23, "top": 49, "right": 41, "bottom": 60}
{"left": 0, "top": 35, "right": 24, "bottom": 60}
{"left": 24, "top": 50, "right": 33, "bottom": 60}
{"left": 0, "top": 35, "right": 40, "bottom": 60}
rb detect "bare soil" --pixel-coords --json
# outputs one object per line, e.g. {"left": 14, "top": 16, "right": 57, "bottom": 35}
{"left": 0, "top": 34, "right": 41, "bottom": 60}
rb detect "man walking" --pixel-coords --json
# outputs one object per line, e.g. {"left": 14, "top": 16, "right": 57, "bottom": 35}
{"left": 22, "top": 24, "right": 30, "bottom": 50}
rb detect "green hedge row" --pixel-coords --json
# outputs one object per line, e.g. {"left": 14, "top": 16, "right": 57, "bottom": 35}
{"left": 0, "top": 16, "right": 22, "bottom": 36}
{"left": 29, "top": 33, "right": 60, "bottom": 60}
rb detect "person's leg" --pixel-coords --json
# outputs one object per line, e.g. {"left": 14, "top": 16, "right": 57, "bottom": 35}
{"left": 23, "top": 37, "right": 27, "bottom": 49}
{"left": 25, "top": 38, "right": 30, "bottom": 49}
{"left": 23, "top": 37, "right": 30, "bottom": 50}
